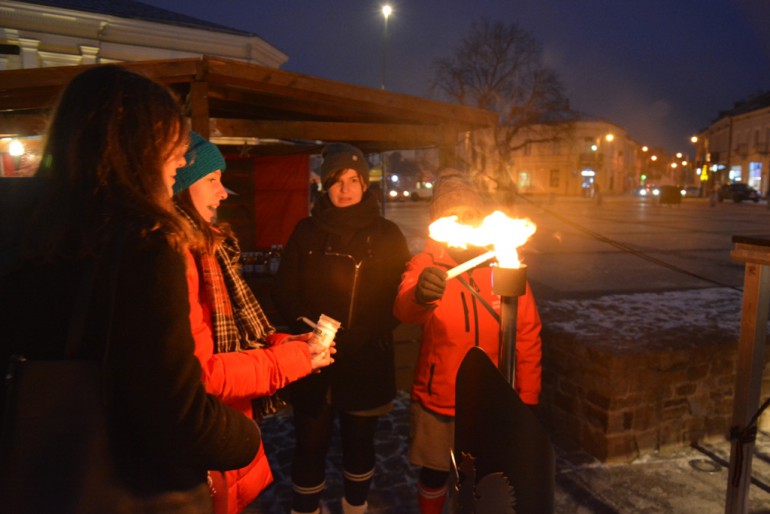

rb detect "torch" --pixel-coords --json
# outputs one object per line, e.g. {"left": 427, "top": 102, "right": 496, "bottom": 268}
{"left": 435, "top": 211, "right": 551, "bottom": 513}
{"left": 430, "top": 211, "right": 535, "bottom": 386}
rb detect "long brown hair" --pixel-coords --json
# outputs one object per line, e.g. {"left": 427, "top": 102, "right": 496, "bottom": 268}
{"left": 175, "top": 190, "right": 235, "bottom": 256}
{"left": 31, "top": 65, "right": 192, "bottom": 258}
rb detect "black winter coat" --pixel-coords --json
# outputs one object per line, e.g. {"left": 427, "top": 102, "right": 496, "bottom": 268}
{"left": 272, "top": 198, "right": 409, "bottom": 412}
{"left": 0, "top": 178, "right": 260, "bottom": 497}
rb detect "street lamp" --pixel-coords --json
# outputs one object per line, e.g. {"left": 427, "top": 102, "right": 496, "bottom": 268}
{"left": 9, "top": 139, "right": 24, "bottom": 170}
{"left": 381, "top": 4, "right": 392, "bottom": 90}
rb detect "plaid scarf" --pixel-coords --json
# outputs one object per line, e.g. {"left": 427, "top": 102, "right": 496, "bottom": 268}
{"left": 176, "top": 206, "right": 274, "bottom": 353}
{"left": 212, "top": 237, "right": 275, "bottom": 352}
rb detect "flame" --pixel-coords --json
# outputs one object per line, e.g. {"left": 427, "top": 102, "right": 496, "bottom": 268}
{"left": 429, "top": 210, "right": 536, "bottom": 268}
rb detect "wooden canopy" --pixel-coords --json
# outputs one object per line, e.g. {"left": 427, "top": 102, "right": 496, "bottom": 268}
{"left": 0, "top": 56, "right": 496, "bottom": 158}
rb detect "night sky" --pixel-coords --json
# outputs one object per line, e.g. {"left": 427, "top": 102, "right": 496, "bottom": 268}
{"left": 142, "top": 0, "right": 770, "bottom": 155}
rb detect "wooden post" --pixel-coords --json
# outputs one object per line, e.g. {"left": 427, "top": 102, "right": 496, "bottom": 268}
{"left": 725, "top": 237, "right": 770, "bottom": 514}
{"left": 188, "top": 80, "right": 210, "bottom": 138}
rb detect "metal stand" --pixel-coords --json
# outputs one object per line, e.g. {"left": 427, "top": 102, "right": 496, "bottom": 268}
{"left": 492, "top": 266, "right": 527, "bottom": 384}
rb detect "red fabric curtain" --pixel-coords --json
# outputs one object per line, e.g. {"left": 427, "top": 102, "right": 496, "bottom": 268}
{"left": 251, "top": 155, "right": 310, "bottom": 248}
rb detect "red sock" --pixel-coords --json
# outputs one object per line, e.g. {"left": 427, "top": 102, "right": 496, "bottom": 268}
{"left": 418, "top": 483, "right": 447, "bottom": 514}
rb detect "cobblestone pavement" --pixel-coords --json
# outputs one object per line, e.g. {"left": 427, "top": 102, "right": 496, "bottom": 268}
{"left": 245, "top": 197, "right": 770, "bottom": 513}
{"left": 246, "top": 392, "right": 770, "bottom": 514}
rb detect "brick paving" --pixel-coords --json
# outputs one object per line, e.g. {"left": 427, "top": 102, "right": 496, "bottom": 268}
{"left": 246, "top": 391, "right": 770, "bottom": 513}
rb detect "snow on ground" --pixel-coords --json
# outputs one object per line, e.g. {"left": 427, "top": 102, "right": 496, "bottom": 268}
{"left": 538, "top": 288, "right": 751, "bottom": 350}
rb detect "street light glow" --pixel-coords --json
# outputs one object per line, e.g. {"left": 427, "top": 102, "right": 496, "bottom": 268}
{"left": 380, "top": 4, "right": 392, "bottom": 90}
{"left": 690, "top": 136, "right": 698, "bottom": 143}
{"left": 9, "top": 140, "right": 24, "bottom": 157}
{"left": 605, "top": 133, "right": 614, "bottom": 142}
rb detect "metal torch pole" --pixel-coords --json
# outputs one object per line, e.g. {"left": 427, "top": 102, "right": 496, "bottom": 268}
{"left": 492, "top": 266, "right": 527, "bottom": 385}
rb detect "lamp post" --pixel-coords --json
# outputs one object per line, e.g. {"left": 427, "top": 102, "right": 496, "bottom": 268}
{"left": 588, "top": 133, "right": 614, "bottom": 197}
{"left": 381, "top": 4, "right": 392, "bottom": 90}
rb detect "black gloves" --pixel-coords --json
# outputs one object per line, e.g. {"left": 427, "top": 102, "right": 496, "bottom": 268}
{"left": 415, "top": 266, "right": 447, "bottom": 305}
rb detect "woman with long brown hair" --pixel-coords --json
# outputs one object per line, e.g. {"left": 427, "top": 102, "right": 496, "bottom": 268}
{"left": 0, "top": 65, "right": 260, "bottom": 513}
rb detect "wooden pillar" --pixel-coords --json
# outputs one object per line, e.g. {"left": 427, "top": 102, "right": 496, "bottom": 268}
{"left": 188, "top": 80, "right": 210, "bottom": 138}
{"left": 725, "top": 238, "right": 770, "bottom": 514}
{"left": 436, "top": 127, "right": 461, "bottom": 170}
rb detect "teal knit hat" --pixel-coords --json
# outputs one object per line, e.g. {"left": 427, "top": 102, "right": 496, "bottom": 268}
{"left": 173, "top": 131, "right": 226, "bottom": 194}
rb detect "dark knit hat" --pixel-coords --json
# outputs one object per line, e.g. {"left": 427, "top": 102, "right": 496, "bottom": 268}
{"left": 173, "top": 131, "right": 227, "bottom": 195}
{"left": 319, "top": 143, "right": 370, "bottom": 190}
{"left": 430, "top": 168, "right": 484, "bottom": 220}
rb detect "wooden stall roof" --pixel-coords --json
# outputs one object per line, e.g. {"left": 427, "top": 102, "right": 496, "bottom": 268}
{"left": 0, "top": 56, "right": 497, "bottom": 155}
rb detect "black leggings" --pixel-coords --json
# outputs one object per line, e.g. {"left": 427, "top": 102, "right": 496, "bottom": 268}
{"left": 419, "top": 466, "right": 449, "bottom": 490}
{"left": 291, "top": 401, "right": 379, "bottom": 511}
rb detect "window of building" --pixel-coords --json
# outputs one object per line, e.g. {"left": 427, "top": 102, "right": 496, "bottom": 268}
{"left": 549, "top": 169, "right": 560, "bottom": 188}
{"left": 518, "top": 171, "right": 531, "bottom": 190}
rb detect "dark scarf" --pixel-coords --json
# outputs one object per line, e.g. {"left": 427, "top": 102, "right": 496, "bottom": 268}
{"left": 310, "top": 190, "right": 381, "bottom": 241}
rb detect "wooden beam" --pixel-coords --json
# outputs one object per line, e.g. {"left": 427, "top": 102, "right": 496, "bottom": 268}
{"left": 0, "top": 86, "right": 63, "bottom": 111}
{"left": 210, "top": 118, "right": 457, "bottom": 146}
{"left": 0, "top": 113, "right": 48, "bottom": 137}
{"left": 205, "top": 87, "right": 348, "bottom": 122}
{"left": 204, "top": 57, "right": 497, "bottom": 127}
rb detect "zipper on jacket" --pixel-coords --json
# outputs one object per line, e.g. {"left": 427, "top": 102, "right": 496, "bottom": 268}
{"left": 468, "top": 275, "right": 481, "bottom": 346}
{"left": 471, "top": 295, "right": 480, "bottom": 346}
{"left": 347, "top": 262, "right": 363, "bottom": 326}
{"left": 460, "top": 292, "right": 470, "bottom": 332}
{"left": 324, "top": 250, "right": 362, "bottom": 327}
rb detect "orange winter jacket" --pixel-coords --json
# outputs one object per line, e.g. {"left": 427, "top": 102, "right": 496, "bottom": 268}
{"left": 185, "top": 250, "right": 313, "bottom": 513}
{"left": 393, "top": 240, "right": 542, "bottom": 417}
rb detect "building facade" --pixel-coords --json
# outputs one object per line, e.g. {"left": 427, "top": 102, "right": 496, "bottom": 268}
{"left": 508, "top": 120, "right": 643, "bottom": 197}
{"left": 0, "top": 0, "right": 286, "bottom": 70}
{"left": 693, "top": 92, "right": 770, "bottom": 196}
{"left": 0, "top": 0, "right": 287, "bottom": 174}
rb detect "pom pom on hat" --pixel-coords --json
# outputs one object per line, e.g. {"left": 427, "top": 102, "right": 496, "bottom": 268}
{"left": 173, "top": 131, "right": 227, "bottom": 195}
{"left": 430, "top": 168, "right": 484, "bottom": 220}
{"left": 319, "top": 143, "right": 370, "bottom": 190}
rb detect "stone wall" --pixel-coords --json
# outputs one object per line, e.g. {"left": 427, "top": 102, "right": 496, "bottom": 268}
{"left": 393, "top": 289, "right": 770, "bottom": 464}
{"left": 540, "top": 325, "right": 746, "bottom": 463}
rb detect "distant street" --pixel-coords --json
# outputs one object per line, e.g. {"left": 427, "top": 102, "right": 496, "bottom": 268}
{"left": 384, "top": 194, "right": 770, "bottom": 301}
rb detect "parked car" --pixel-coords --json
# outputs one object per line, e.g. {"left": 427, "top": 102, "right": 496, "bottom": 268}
{"left": 635, "top": 184, "right": 658, "bottom": 197}
{"left": 718, "top": 182, "right": 760, "bottom": 203}
{"left": 682, "top": 185, "right": 702, "bottom": 198}
{"left": 409, "top": 180, "right": 434, "bottom": 201}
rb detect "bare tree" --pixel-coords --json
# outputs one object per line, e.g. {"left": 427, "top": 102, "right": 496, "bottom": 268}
{"left": 432, "top": 19, "right": 576, "bottom": 195}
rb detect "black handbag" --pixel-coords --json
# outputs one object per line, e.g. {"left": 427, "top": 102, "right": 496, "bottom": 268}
{"left": 0, "top": 244, "right": 211, "bottom": 513}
